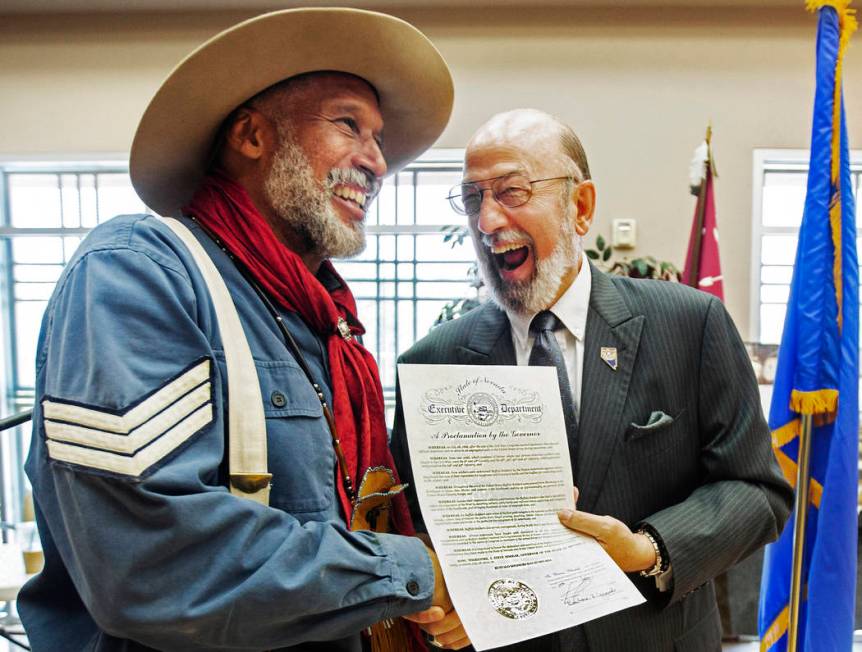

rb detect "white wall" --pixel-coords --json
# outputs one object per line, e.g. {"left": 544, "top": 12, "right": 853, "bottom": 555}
{"left": 1, "top": 5, "right": 860, "bottom": 338}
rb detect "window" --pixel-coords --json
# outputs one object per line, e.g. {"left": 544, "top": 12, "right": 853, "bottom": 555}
{"left": 336, "top": 150, "right": 473, "bottom": 398}
{"left": 0, "top": 160, "right": 148, "bottom": 526}
{"left": 0, "top": 151, "right": 471, "bottom": 524}
{"left": 2, "top": 163, "right": 146, "bottom": 394}
{"left": 0, "top": 152, "right": 470, "bottom": 395}
{"left": 750, "top": 149, "right": 862, "bottom": 344}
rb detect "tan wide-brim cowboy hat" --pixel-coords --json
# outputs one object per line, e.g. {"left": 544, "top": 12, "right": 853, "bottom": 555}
{"left": 130, "top": 7, "right": 453, "bottom": 216}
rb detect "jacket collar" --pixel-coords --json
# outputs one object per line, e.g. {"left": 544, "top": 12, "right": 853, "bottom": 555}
{"left": 456, "top": 300, "right": 516, "bottom": 365}
{"left": 576, "top": 263, "right": 644, "bottom": 512}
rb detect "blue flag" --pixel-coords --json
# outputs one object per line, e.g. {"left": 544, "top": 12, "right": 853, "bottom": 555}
{"left": 758, "top": 2, "right": 858, "bottom": 650}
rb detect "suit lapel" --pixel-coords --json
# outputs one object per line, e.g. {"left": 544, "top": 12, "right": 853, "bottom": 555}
{"left": 576, "top": 265, "right": 644, "bottom": 514}
{"left": 455, "top": 302, "right": 516, "bottom": 365}
{"left": 449, "top": 280, "right": 642, "bottom": 513}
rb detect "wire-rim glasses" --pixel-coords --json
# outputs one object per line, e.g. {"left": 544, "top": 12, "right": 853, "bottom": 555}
{"left": 447, "top": 174, "right": 574, "bottom": 216}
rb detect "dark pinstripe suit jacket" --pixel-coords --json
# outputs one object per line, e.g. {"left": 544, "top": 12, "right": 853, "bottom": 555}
{"left": 392, "top": 265, "right": 793, "bottom": 652}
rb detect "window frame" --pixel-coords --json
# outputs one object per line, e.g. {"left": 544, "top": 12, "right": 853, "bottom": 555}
{"left": 0, "top": 155, "right": 132, "bottom": 399}
{"left": 0, "top": 150, "right": 470, "bottom": 525}
{"left": 0, "top": 155, "right": 133, "bottom": 527}
{"left": 342, "top": 148, "right": 469, "bottom": 399}
{"left": 749, "top": 148, "right": 862, "bottom": 343}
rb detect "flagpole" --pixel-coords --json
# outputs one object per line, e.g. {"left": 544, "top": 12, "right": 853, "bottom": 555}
{"left": 685, "top": 124, "right": 712, "bottom": 288}
{"left": 787, "top": 413, "right": 813, "bottom": 652}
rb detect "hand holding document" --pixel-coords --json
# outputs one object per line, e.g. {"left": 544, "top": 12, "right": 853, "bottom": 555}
{"left": 398, "top": 364, "right": 644, "bottom": 651}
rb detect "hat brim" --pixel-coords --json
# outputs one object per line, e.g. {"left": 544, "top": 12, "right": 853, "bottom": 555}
{"left": 130, "top": 7, "right": 453, "bottom": 216}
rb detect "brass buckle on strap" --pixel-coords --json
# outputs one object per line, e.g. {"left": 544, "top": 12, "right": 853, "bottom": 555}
{"left": 230, "top": 473, "right": 273, "bottom": 494}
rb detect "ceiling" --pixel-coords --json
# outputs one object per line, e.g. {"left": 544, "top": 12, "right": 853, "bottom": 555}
{"left": 0, "top": 0, "right": 805, "bottom": 13}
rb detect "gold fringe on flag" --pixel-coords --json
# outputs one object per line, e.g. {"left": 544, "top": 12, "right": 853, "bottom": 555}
{"left": 807, "top": 0, "right": 857, "bottom": 327}
{"left": 830, "top": 197, "right": 844, "bottom": 327}
{"left": 790, "top": 388, "right": 839, "bottom": 415}
{"left": 806, "top": 1, "right": 859, "bottom": 58}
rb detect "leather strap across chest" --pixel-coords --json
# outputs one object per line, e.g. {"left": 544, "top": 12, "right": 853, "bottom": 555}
{"left": 161, "top": 217, "right": 271, "bottom": 506}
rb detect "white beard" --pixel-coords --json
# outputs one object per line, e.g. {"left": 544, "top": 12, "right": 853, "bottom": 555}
{"left": 473, "top": 205, "right": 582, "bottom": 316}
{"left": 264, "top": 136, "right": 366, "bottom": 260}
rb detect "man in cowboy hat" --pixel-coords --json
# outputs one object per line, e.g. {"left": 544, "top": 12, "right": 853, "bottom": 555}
{"left": 19, "top": 8, "right": 468, "bottom": 651}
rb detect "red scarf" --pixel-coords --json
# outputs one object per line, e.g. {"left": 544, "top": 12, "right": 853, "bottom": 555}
{"left": 183, "top": 173, "right": 414, "bottom": 536}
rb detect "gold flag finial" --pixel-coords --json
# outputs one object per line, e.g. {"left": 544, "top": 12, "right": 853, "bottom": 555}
{"left": 706, "top": 123, "right": 718, "bottom": 178}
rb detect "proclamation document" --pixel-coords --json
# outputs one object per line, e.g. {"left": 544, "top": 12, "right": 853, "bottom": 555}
{"left": 398, "top": 364, "right": 644, "bottom": 650}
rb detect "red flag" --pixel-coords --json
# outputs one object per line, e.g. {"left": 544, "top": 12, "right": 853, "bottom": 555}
{"left": 682, "top": 142, "right": 724, "bottom": 301}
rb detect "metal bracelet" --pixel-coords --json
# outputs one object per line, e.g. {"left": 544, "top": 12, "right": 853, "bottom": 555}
{"left": 638, "top": 528, "right": 664, "bottom": 577}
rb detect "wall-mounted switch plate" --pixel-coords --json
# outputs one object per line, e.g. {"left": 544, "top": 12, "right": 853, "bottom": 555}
{"left": 612, "top": 218, "right": 636, "bottom": 249}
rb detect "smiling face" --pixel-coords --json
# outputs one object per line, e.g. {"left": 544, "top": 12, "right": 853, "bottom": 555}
{"left": 255, "top": 72, "right": 386, "bottom": 260}
{"left": 264, "top": 135, "right": 368, "bottom": 260}
{"left": 464, "top": 109, "right": 596, "bottom": 315}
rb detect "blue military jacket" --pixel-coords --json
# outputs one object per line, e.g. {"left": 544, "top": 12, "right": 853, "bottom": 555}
{"left": 18, "top": 214, "right": 433, "bottom": 651}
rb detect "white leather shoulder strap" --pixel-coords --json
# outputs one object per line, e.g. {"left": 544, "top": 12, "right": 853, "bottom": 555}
{"left": 160, "top": 217, "right": 271, "bottom": 506}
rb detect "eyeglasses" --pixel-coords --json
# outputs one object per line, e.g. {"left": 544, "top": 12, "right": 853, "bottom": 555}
{"left": 447, "top": 174, "right": 575, "bottom": 216}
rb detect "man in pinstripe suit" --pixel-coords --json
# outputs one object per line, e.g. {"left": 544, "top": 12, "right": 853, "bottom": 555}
{"left": 391, "top": 109, "right": 792, "bottom": 651}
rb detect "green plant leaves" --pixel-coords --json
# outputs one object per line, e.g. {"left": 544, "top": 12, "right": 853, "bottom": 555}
{"left": 441, "top": 225, "right": 469, "bottom": 248}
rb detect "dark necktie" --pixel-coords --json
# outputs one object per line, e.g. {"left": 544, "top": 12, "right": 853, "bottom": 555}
{"left": 527, "top": 311, "right": 587, "bottom": 651}
{"left": 529, "top": 311, "right": 579, "bottom": 476}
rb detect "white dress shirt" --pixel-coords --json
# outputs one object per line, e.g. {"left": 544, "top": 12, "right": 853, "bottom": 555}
{"left": 506, "top": 254, "right": 591, "bottom": 413}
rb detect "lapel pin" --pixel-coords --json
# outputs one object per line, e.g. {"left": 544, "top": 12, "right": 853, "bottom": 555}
{"left": 600, "top": 347, "right": 618, "bottom": 371}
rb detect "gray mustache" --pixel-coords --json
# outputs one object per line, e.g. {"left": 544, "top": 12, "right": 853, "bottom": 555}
{"left": 328, "top": 167, "right": 381, "bottom": 199}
